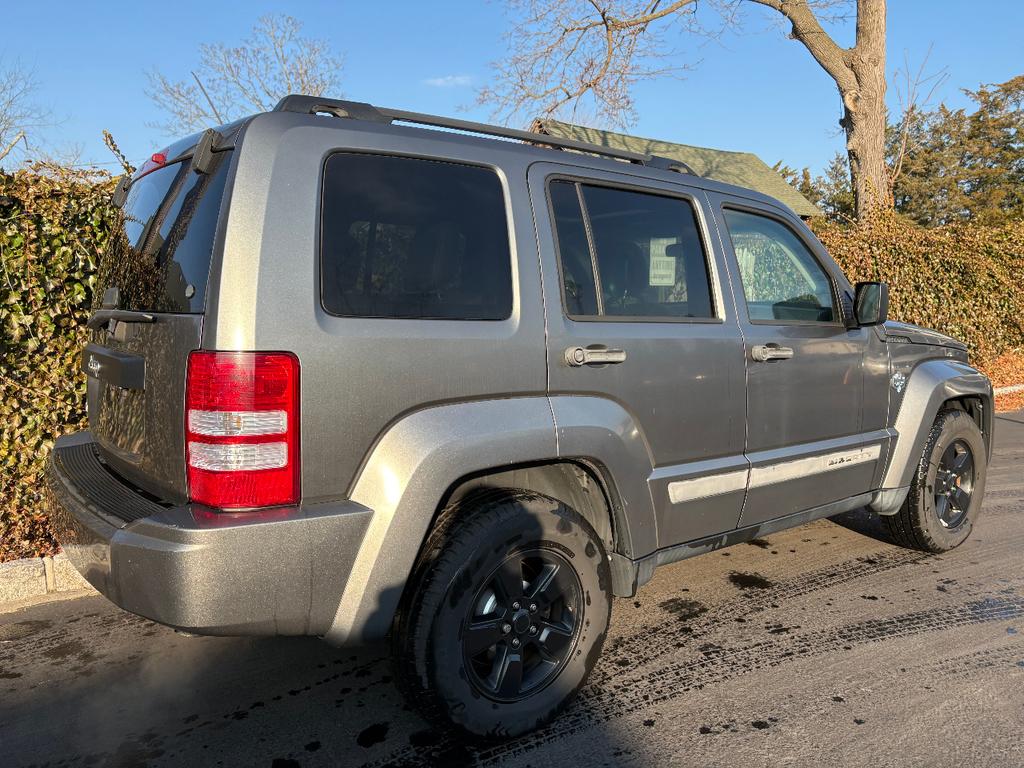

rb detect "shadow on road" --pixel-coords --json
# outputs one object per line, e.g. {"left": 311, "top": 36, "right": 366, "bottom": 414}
{"left": 827, "top": 506, "right": 897, "bottom": 546}
{"left": 0, "top": 599, "right": 653, "bottom": 767}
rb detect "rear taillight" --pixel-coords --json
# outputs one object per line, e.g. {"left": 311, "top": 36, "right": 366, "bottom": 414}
{"left": 185, "top": 351, "right": 300, "bottom": 509}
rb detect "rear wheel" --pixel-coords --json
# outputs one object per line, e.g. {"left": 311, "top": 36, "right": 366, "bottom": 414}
{"left": 393, "top": 491, "right": 611, "bottom": 739}
{"left": 884, "top": 408, "right": 987, "bottom": 552}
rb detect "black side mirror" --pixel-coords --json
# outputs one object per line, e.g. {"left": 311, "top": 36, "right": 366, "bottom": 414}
{"left": 854, "top": 281, "right": 889, "bottom": 326}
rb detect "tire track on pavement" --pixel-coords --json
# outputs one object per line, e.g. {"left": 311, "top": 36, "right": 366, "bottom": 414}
{"left": 473, "top": 594, "right": 1024, "bottom": 765}
{"left": 597, "top": 546, "right": 934, "bottom": 676}
{"left": 364, "top": 590, "right": 1024, "bottom": 767}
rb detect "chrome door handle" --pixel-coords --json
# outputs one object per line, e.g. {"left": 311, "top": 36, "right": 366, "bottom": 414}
{"left": 751, "top": 344, "right": 794, "bottom": 362}
{"left": 564, "top": 346, "right": 627, "bottom": 367}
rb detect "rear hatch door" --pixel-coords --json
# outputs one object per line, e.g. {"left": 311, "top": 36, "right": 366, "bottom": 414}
{"left": 85, "top": 133, "right": 234, "bottom": 503}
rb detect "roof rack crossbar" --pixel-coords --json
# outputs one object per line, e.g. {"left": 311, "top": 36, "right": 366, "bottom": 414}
{"left": 273, "top": 94, "right": 696, "bottom": 174}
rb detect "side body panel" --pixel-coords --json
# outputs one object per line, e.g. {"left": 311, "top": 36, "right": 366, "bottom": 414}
{"left": 528, "top": 162, "right": 748, "bottom": 549}
{"left": 325, "top": 398, "right": 557, "bottom": 645}
{"left": 871, "top": 355, "right": 994, "bottom": 513}
{"left": 703, "top": 191, "right": 888, "bottom": 526}
{"left": 204, "top": 113, "right": 548, "bottom": 503}
{"left": 323, "top": 393, "right": 686, "bottom": 643}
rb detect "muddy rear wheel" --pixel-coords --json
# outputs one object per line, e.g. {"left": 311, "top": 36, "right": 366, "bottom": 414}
{"left": 392, "top": 491, "right": 611, "bottom": 739}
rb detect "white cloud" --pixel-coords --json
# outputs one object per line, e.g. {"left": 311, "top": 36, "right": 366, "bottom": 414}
{"left": 423, "top": 74, "right": 473, "bottom": 88}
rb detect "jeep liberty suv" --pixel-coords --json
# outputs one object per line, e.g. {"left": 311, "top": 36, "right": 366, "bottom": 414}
{"left": 46, "top": 96, "right": 993, "bottom": 738}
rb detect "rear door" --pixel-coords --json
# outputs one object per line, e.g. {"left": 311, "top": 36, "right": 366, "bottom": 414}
{"left": 707, "top": 196, "right": 881, "bottom": 527}
{"left": 86, "top": 141, "right": 233, "bottom": 503}
{"left": 530, "top": 163, "right": 747, "bottom": 548}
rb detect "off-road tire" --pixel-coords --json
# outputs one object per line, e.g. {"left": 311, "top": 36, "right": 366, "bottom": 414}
{"left": 392, "top": 490, "right": 612, "bottom": 739}
{"left": 884, "top": 408, "right": 986, "bottom": 552}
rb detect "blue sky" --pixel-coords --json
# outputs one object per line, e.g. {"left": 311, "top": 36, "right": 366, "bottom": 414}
{"left": 6, "top": 1, "right": 1021, "bottom": 175}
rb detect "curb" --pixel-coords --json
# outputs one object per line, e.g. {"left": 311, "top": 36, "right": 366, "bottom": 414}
{"left": 994, "top": 383, "right": 1024, "bottom": 395}
{"left": 0, "top": 554, "right": 96, "bottom": 605}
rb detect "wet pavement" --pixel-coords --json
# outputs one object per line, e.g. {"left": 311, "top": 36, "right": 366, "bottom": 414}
{"left": 3, "top": 412, "right": 1023, "bottom": 767}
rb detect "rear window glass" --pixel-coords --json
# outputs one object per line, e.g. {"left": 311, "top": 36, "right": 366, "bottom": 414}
{"left": 320, "top": 154, "right": 513, "bottom": 320}
{"left": 95, "top": 154, "right": 230, "bottom": 313}
{"left": 549, "top": 180, "right": 714, "bottom": 319}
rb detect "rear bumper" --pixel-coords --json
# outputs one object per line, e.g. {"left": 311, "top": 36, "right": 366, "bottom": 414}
{"left": 45, "top": 432, "right": 372, "bottom": 637}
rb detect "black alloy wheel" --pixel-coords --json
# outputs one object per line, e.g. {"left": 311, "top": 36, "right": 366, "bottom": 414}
{"left": 392, "top": 491, "right": 612, "bottom": 738}
{"left": 885, "top": 408, "right": 987, "bottom": 553}
{"left": 462, "top": 548, "right": 582, "bottom": 702}
{"left": 933, "top": 438, "right": 975, "bottom": 528}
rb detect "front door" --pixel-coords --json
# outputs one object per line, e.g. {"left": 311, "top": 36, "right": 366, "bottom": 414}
{"left": 530, "top": 163, "right": 747, "bottom": 548}
{"left": 709, "top": 197, "right": 882, "bottom": 527}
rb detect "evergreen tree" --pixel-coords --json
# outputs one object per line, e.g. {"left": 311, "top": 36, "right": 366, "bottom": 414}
{"left": 892, "top": 75, "right": 1023, "bottom": 226}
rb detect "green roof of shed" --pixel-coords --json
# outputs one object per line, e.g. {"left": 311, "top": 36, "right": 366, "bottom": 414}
{"left": 533, "top": 119, "right": 820, "bottom": 218}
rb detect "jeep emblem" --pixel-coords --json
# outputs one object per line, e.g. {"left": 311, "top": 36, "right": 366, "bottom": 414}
{"left": 87, "top": 355, "right": 101, "bottom": 375}
{"left": 890, "top": 372, "right": 906, "bottom": 393}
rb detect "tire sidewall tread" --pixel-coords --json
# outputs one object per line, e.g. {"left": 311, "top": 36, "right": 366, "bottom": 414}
{"left": 885, "top": 408, "right": 986, "bottom": 553}
{"left": 392, "top": 490, "right": 611, "bottom": 740}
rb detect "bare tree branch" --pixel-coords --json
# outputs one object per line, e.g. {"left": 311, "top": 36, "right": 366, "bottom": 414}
{"left": 749, "top": 0, "right": 855, "bottom": 91}
{"left": 888, "top": 45, "right": 947, "bottom": 187}
{"left": 478, "top": 0, "right": 704, "bottom": 128}
{"left": 147, "top": 14, "right": 344, "bottom": 135}
{"left": 480, "top": 0, "right": 890, "bottom": 217}
{"left": 191, "top": 71, "right": 224, "bottom": 124}
{"left": 0, "top": 62, "right": 50, "bottom": 166}
{"left": 0, "top": 130, "right": 26, "bottom": 163}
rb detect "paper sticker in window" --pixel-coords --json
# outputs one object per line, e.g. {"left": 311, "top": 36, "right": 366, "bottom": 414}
{"left": 649, "top": 238, "right": 677, "bottom": 286}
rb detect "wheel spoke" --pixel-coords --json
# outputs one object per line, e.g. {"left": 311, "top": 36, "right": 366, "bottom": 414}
{"left": 935, "top": 494, "right": 951, "bottom": 524}
{"left": 940, "top": 443, "right": 958, "bottom": 468}
{"left": 951, "top": 450, "right": 973, "bottom": 479}
{"left": 537, "top": 618, "right": 574, "bottom": 659}
{"left": 950, "top": 485, "right": 971, "bottom": 513}
{"left": 492, "top": 559, "right": 525, "bottom": 604}
{"left": 463, "top": 619, "right": 505, "bottom": 656}
{"left": 525, "top": 562, "right": 560, "bottom": 609}
{"left": 463, "top": 547, "right": 584, "bottom": 702}
{"left": 492, "top": 645, "right": 524, "bottom": 698}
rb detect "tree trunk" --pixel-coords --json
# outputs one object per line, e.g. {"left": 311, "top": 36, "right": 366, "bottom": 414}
{"left": 762, "top": 0, "right": 890, "bottom": 219}
{"left": 842, "top": 0, "right": 889, "bottom": 217}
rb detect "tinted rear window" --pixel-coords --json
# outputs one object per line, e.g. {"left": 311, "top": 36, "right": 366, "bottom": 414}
{"left": 95, "top": 154, "right": 230, "bottom": 313}
{"left": 320, "top": 154, "right": 513, "bottom": 320}
{"left": 549, "top": 180, "right": 714, "bottom": 319}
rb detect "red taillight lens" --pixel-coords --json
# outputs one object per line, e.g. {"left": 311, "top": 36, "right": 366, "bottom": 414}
{"left": 185, "top": 351, "right": 300, "bottom": 509}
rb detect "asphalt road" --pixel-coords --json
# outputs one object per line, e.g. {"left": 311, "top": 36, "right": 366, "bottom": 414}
{"left": 3, "top": 412, "right": 1023, "bottom": 768}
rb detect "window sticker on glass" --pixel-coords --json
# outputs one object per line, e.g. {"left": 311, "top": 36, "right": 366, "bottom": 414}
{"left": 648, "top": 237, "right": 677, "bottom": 286}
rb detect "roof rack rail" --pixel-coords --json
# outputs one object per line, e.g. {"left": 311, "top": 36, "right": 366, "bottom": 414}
{"left": 272, "top": 95, "right": 696, "bottom": 175}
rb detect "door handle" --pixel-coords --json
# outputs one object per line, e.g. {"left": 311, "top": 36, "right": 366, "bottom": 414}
{"left": 564, "top": 346, "right": 627, "bottom": 367}
{"left": 751, "top": 344, "right": 794, "bottom": 362}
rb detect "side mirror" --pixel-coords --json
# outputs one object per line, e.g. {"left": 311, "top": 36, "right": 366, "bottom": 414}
{"left": 854, "top": 281, "right": 889, "bottom": 326}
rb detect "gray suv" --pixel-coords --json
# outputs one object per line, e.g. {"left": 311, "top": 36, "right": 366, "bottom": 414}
{"left": 46, "top": 96, "right": 993, "bottom": 738}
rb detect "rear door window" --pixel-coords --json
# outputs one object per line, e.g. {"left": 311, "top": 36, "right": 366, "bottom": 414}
{"left": 96, "top": 154, "right": 230, "bottom": 313}
{"left": 549, "top": 180, "right": 715, "bottom": 319}
{"left": 549, "top": 181, "right": 599, "bottom": 317}
{"left": 320, "top": 154, "right": 513, "bottom": 320}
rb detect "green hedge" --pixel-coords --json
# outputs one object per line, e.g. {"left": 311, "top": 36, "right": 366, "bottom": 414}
{"left": 1, "top": 169, "right": 1022, "bottom": 561}
{"left": 812, "top": 212, "right": 1024, "bottom": 362}
{"left": 1, "top": 166, "right": 116, "bottom": 561}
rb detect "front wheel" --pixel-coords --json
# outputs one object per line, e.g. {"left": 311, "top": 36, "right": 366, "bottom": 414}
{"left": 392, "top": 491, "right": 611, "bottom": 739}
{"left": 884, "top": 408, "right": 987, "bottom": 552}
